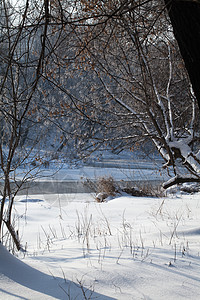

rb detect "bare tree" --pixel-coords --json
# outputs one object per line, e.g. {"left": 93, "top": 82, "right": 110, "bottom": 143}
{"left": 0, "top": 0, "right": 54, "bottom": 250}
{"left": 0, "top": 0, "right": 96, "bottom": 250}
{"left": 49, "top": 0, "right": 200, "bottom": 188}
{"left": 1, "top": 0, "right": 200, "bottom": 250}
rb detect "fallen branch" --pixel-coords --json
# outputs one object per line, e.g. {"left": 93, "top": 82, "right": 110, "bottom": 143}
{"left": 163, "top": 175, "right": 200, "bottom": 189}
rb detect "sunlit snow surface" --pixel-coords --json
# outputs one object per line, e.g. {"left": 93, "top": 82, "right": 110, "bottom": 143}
{"left": 1, "top": 190, "right": 200, "bottom": 299}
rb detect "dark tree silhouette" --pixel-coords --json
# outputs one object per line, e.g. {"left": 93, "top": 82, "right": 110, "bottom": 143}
{"left": 164, "top": 0, "right": 200, "bottom": 109}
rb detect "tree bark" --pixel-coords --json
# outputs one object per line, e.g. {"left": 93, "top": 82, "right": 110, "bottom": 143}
{"left": 164, "top": 0, "right": 200, "bottom": 109}
{"left": 5, "top": 221, "right": 22, "bottom": 251}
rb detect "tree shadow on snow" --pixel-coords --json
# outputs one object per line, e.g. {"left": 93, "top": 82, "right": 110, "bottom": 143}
{"left": 0, "top": 243, "right": 115, "bottom": 299}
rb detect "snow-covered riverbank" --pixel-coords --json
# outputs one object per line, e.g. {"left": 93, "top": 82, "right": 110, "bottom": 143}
{"left": 1, "top": 190, "right": 200, "bottom": 299}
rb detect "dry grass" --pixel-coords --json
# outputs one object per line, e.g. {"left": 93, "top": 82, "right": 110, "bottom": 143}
{"left": 96, "top": 176, "right": 117, "bottom": 196}
{"left": 83, "top": 176, "right": 164, "bottom": 202}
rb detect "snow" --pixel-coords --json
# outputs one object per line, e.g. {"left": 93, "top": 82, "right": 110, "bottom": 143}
{"left": 14, "top": 161, "right": 168, "bottom": 184}
{"left": 6, "top": 149, "right": 168, "bottom": 184}
{"left": 1, "top": 190, "right": 200, "bottom": 299}
{"left": 168, "top": 139, "right": 200, "bottom": 174}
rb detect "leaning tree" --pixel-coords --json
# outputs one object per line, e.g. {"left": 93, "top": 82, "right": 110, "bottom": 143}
{"left": 49, "top": 0, "right": 200, "bottom": 188}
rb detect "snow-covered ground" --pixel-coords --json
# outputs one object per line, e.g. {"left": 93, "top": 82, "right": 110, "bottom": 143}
{"left": 1, "top": 189, "right": 200, "bottom": 299}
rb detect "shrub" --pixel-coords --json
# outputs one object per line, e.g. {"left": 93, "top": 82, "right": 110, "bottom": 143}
{"left": 96, "top": 176, "right": 117, "bottom": 196}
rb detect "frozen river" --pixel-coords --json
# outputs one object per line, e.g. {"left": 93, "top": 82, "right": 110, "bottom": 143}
{"left": 1, "top": 156, "right": 170, "bottom": 195}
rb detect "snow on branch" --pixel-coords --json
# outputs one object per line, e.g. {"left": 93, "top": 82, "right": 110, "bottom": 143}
{"left": 163, "top": 175, "right": 200, "bottom": 189}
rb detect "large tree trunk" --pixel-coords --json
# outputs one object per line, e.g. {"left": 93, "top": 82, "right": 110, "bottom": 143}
{"left": 164, "top": 0, "right": 200, "bottom": 109}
